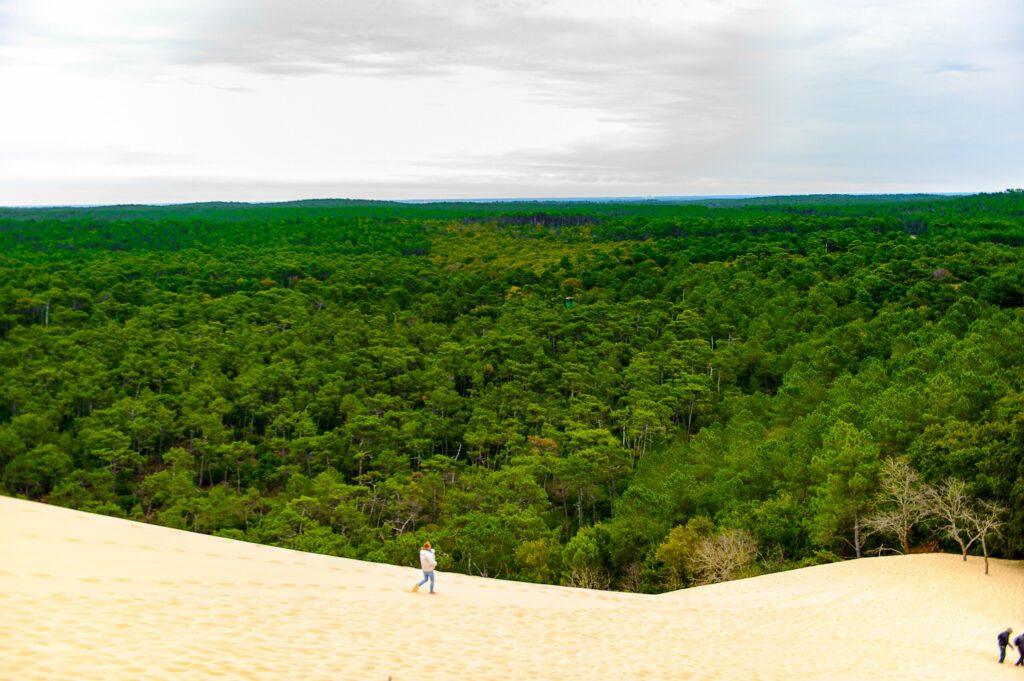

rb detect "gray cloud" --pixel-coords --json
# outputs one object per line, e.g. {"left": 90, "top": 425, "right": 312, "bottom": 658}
{"left": 4, "top": 0, "right": 1021, "bottom": 203}
{"left": 169, "top": 0, "right": 777, "bottom": 190}
{"left": 0, "top": 0, "right": 789, "bottom": 192}
{"left": 0, "top": 143, "right": 194, "bottom": 170}
{"left": 108, "top": 147, "right": 196, "bottom": 166}
{"left": 179, "top": 0, "right": 772, "bottom": 113}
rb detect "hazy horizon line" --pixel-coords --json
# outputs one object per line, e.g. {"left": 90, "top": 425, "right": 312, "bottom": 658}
{"left": 1, "top": 191, "right": 981, "bottom": 210}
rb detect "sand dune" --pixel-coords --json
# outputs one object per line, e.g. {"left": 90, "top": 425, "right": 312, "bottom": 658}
{"left": 1, "top": 496, "right": 1022, "bottom": 680}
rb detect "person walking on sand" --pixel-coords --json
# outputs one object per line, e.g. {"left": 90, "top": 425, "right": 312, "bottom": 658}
{"left": 997, "top": 627, "right": 1014, "bottom": 663}
{"left": 412, "top": 541, "right": 437, "bottom": 594}
{"left": 1014, "top": 630, "right": 1024, "bottom": 666}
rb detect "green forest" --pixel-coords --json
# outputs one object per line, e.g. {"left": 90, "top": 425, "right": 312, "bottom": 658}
{"left": 1, "top": 191, "right": 1022, "bottom": 591}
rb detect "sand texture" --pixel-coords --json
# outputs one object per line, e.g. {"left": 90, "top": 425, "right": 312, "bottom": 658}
{"left": 2, "top": 495, "right": 1022, "bottom": 680}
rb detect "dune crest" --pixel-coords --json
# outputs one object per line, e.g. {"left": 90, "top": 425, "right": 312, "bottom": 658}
{"left": 2, "top": 495, "right": 1022, "bottom": 680}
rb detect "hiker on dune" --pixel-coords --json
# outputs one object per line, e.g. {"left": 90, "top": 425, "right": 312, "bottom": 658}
{"left": 412, "top": 541, "right": 437, "bottom": 594}
{"left": 997, "top": 627, "right": 1014, "bottom": 664}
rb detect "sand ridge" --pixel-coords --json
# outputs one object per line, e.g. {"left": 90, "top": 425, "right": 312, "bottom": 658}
{"left": 1, "top": 495, "right": 1022, "bottom": 680}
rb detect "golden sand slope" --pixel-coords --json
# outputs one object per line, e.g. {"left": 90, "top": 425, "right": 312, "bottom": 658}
{"left": 1, "top": 496, "right": 1022, "bottom": 680}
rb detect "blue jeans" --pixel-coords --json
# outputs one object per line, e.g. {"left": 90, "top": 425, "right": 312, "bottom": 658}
{"left": 417, "top": 570, "right": 435, "bottom": 593}
{"left": 999, "top": 645, "right": 1007, "bottom": 663}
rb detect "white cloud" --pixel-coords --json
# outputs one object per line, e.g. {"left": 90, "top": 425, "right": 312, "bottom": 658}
{"left": 0, "top": 0, "right": 1020, "bottom": 204}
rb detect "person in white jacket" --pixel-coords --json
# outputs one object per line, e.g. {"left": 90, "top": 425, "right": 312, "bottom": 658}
{"left": 412, "top": 541, "right": 437, "bottom": 594}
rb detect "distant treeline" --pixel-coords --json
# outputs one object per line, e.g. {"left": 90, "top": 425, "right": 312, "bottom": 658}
{"left": 1, "top": 191, "right": 1021, "bottom": 591}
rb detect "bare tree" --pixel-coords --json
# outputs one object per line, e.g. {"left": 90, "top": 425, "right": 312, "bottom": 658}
{"left": 926, "top": 478, "right": 977, "bottom": 561}
{"left": 564, "top": 564, "right": 610, "bottom": 590}
{"left": 969, "top": 499, "right": 1007, "bottom": 576}
{"left": 864, "top": 458, "right": 933, "bottom": 553}
{"left": 927, "top": 478, "right": 1007, "bottom": 574}
{"left": 690, "top": 529, "right": 758, "bottom": 585}
{"left": 616, "top": 562, "right": 643, "bottom": 593}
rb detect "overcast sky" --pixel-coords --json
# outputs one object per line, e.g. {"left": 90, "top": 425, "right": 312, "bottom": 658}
{"left": 1, "top": 0, "right": 1021, "bottom": 205}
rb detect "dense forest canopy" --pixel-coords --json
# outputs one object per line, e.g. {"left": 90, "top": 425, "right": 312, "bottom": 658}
{"left": 1, "top": 191, "right": 1022, "bottom": 591}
